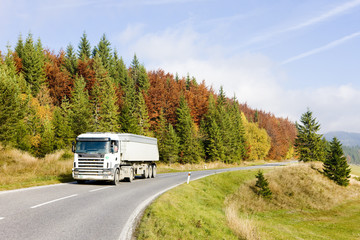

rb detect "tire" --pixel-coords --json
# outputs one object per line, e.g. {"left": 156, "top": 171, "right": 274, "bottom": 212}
{"left": 128, "top": 168, "right": 134, "bottom": 183}
{"left": 77, "top": 180, "right": 86, "bottom": 184}
{"left": 152, "top": 165, "right": 157, "bottom": 178}
{"left": 148, "top": 165, "right": 152, "bottom": 178}
{"left": 143, "top": 166, "right": 149, "bottom": 179}
{"left": 111, "top": 169, "right": 120, "bottom": 186}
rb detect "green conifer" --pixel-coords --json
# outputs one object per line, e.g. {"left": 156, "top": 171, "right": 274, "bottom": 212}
{"left": 78, "top": 32, "right": 91, "bottom": 60}
{"left": 176, "top": 96, "right": 202, "bottom": 163}
{"left": 295, "top": 109, "right": 325, "bottom": 162}
{"left": 53, "top": 97, "right": 73, "bottom": 149}
{"left": 70, "top": 76, "right": 93, "bottom": 135}
{"left": 22, "top": 33, "right": 45, "bottom": 96}
{"left": 323, "top": 137, "right": 351, "bottom": 186}
{"left": 255, "top": 170, "right": 272, "bottom": 199}
{"left": 65, "top": 43, "right": 78, "bottom": 75}
{"left": 93, "top": 34, "right": 112, "bottom": 70}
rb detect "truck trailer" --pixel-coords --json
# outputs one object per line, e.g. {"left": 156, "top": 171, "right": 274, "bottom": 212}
{"left": 72, "top": 132, "right": 159, "bottom": 185}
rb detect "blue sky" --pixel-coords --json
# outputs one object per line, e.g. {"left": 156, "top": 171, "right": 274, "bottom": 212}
{"left": 1, "top": 0, "right": 360, "bottom": 133}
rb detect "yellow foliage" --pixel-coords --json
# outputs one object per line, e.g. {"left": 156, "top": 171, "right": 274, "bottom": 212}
{"left": 241, "top": 112, "right": 271, "bottom": 160}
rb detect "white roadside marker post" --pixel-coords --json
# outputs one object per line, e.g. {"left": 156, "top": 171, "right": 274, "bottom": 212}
{"left": 187, "top": 172, "right": 191, "bottom": 184}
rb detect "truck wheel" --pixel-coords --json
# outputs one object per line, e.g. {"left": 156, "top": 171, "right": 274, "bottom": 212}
{"left": 152, "top": 165, "right": 157, "bottom": 178}
{"left": 111, "top": 169, "right": 120, "bottom": 186}
{"left": 148, "top": 165, "right": 152, "bottom": 178}
{"left": 128, "top": 168, "right": 134, "bottom": 182}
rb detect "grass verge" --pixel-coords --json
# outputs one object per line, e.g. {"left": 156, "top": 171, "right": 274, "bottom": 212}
{"left": 136, "top": 163, "right": 360, "bottom": 240}
{"left": 135, "top": 169, "right": 261, "bottom": 239}
{"left": 0, "top": 144, "right": 73, "bottom": 191}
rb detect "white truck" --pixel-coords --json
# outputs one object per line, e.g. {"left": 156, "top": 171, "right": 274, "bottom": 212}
{"left": 72, "top": 132, "right": 159, "bottom": 185}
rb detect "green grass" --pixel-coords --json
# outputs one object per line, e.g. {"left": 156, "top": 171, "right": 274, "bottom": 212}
{"left": 136, "top": 170, "right": 261, "bottom": 240}
{"left": 351, "top": 164, "right": 360, "bottom": 176}
{"left": 136, "top": 163, "right": 360, "bottom": 240}
{"left": 255, "top": 199, "right": 360, "bottom": 240}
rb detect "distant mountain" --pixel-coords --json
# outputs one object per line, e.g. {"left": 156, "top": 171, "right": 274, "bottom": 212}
{"left": 324, "top": 131, "right": 360, "bottom": 147}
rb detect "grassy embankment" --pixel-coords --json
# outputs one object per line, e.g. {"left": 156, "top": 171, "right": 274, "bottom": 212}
{"left": 0, "top": 144, "right": 74, "bottom": 190}
{"left": 136, "top": 162, "right": 360, "bottom": 240}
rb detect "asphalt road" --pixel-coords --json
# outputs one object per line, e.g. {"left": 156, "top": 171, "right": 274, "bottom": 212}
{"left": 0, "top": 162, "right": 293, "bottom": 240}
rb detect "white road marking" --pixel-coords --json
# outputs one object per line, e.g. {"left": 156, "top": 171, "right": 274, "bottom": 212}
{"left": 30, "top": 194, "right": 78, "bottom": 209}
{"left": 89, "top": 186, "right": 113, "bottom": 192}
{"left": 0, "top": 217, "right": 4, "bottom": 220}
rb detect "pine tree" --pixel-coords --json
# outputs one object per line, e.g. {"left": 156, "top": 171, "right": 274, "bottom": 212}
{"left": 119, "top": 75, "right": 139, "bottom": 134}
{"left": 78, "top": 32, "right": 91, "bottom": 60}
{"left": 176, "top": 96, "right": 202, "bottom": 163}
{"left": 22, "top": 33, "right": 45, "bottom": 96}
{"left": 93, "top": 34, "right": 112, "bottom": 70}
{"left": 295, "top": 109, "right": 325, "bottom": 162}
{"left": 38, "top": 119, "right": 55, "bottom": 157}
{"left": 157, "top": 110, "right": 180, "bottom": 163}
{"left": 53, "top": 97, "right": 73, "bottom": 149}
{"left": 254, "top": 170, "right": 272, "bottom": 199}
{"left": 323, "top": 137, "right": 351, "bottom": 186}
{"left": 0, "top": 65, "right": 23, "bottom": 144}
{"left": 202, "top": 94, "right": 225, "bottom": 161}
{"left": 70, "top": 76, "right": 93, "bottom": 135}
{"left": 92, "top": 55, "right": 119, "bottom": 132}
{"left": 109, "top": 50, "right": 128, "bottom": 86}
{"left": 136, "top": 91, "right": 151, "bottom": 135}
{"left": 15, "top": 34, "right": 25, "bottom": 60}
{"left": 130, "top": 54, "right": 149, "bottom": 91}
{"left": 64, "top": 43, "right": 78, "bottom": 75}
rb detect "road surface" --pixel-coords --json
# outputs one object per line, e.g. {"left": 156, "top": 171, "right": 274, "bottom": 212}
{"left": 0, "top": 162, "right": 292, "bottom": 240}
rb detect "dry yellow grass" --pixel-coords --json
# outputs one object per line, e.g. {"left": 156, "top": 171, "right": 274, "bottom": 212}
{"left": 157, "top": 159, "right": 275, "bottom": 173}
{"left": 0, "top": 144, "right": 73, "bottom": 190}
{"left": 225, "top": 162, "right": 360, "bottom": 239}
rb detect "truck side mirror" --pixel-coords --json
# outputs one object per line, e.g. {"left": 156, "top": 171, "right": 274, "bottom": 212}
{"left": 72, "top": 142, "right": 75, "bottom": 153}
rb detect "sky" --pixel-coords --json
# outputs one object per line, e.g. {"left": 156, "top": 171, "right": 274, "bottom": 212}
{"left": 1, "top": 0, "right": 360, "bottom": 133}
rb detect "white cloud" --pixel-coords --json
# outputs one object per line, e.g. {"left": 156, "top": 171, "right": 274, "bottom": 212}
{"left": 118, "top": 24, "right": 360, "bottom": 133}
{"left": 116, "top": 23, "right": 145, "bottom": 45}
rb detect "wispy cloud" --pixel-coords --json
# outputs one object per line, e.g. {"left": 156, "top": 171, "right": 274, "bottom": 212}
{"left": 281, "top": 31, "right": 360, "bottom": 65}
{"left": 249, "top": 0, "right": 360, "bottom": 44}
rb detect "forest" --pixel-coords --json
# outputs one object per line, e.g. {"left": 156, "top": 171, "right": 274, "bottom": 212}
{"left": 0, "top": 32, "right": 297, "bottom": 162}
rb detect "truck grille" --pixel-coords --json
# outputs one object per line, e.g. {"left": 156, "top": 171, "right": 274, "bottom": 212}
{"left": 77, "top": 158, "right": 104, "bottom": 175}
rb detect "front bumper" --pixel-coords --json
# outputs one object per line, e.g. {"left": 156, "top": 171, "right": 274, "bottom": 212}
{"left": 72, "top": 168, "right": 114, "bottom": 181}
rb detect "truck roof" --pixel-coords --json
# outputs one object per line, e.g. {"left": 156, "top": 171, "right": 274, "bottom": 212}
{"left": 77, "top": 132, "right": 157, "bottom": 145}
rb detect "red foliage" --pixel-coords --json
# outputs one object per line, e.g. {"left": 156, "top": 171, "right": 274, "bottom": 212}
{"left": 44, "top": 50, "right": 73, "bottom": 106}
{"left": 77, "top": 58, "right": 96, "bottom": 96}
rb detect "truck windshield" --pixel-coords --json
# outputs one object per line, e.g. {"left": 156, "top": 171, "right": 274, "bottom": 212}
{"left": 75, "top": 141, "right": 110, "bottom": 154}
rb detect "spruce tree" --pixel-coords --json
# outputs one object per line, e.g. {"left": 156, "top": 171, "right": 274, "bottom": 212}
{"left": 92, "top": 55, "right": 119, "bottom": 132}
{"left": 295, "top": 109, "right": 325, "bottom": 162}
{"left": 0, "top": 65, "right": 23, "bottom": 144}
{"left": 22, "top": 33, "right": 45, "bottom": 96}
{"left": 93, "top": 34, "right": 112, "bottom": 70}
{"left": 157, "top": 110, "right": 180, "bottom": 163}
{"left": 65, "top": 43, "right": 78, "bottom": 76}
{"left": 70, "top": 76, "right": 93, "bottom": 135}
{"left": 119, "top": 75, "right": 139, "bottom": 134}
{"left": 15, "top": 34, "right": 24, "bottom": 59}
{"left": 255, "top": 170, "right": 272, "bottom": 199}
{"left": 323, "top": 137, "right": 351, "bottom": 186}
{"left": 53, "top": 97, "right": 73, "bottom": 149}
{"left": 202, "top": 94, "right": 225, "bottom": 161}
{"left": 110, "top": 50, "right": 128, "bottom": 86}
{"left": 136, "top": 91, "right": 151, "bottom": 135}
{"left": 130, "top": 54, "right": 149, "bottom": 91}
{"left": 78, "top": 32, "right": 91, "bottom": 60}
{"left": 176, "top": 96, "right": 202, "bottom": 163}
{"left": 38, "top": 119, "right": 55, "bottom": 157}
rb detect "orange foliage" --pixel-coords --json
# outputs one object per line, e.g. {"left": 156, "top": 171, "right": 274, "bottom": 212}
{"left": 77, "top": 58, "right": 96, "bottom": 96}
{"left": 44, "top": 50, "right": 73, "bottom": 106}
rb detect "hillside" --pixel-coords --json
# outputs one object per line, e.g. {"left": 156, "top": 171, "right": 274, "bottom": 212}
{"left": 324, "top": 131, "right": 360, "bottom": 147}
{"left": 324, "top": 131, "right": 360, "bottom": 164}
{"left": 0, "top": 33, "right": 296, "bottom": 162}
{"left": 136, "top": 163, "right": 360, "bottom": 239}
